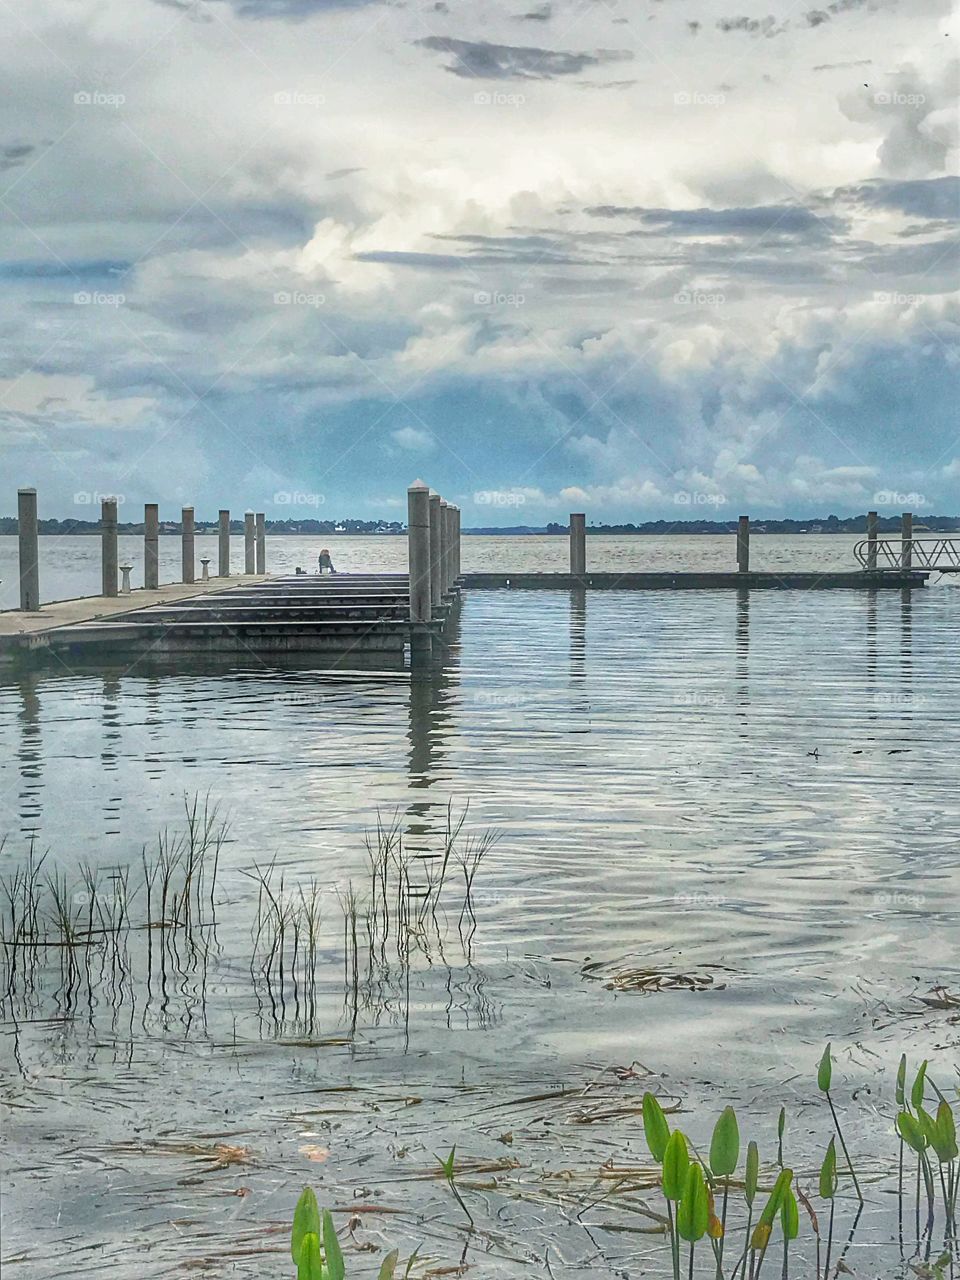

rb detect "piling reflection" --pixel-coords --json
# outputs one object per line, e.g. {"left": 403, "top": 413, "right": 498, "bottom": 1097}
{"left": 734, "top": 586, "right": 750, "bottom": 716}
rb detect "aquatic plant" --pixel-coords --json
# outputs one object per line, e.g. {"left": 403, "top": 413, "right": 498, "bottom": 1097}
{"left": 291, "top": 1188, "right": 404, "bottom": 1279}
{"left": 641, "top": 1049, "right": 958, "bottom": 1278}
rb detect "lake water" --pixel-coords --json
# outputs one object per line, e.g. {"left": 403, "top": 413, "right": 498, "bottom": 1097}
{"left": 1, "top": 539, "right": 958, "bottom": 1277}
{"left": 0, "top": 532, "right": 897, "bottom": 609}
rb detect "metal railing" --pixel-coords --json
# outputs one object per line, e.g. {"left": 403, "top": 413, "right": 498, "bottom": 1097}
{"left": 854, "top": 537, "right": 960, "bottom": 572}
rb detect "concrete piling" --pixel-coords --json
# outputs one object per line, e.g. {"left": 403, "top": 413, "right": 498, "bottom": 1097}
{"left": 866, "top": 510, "right": 878, "bottom": 571}
{"left": 455, "top": 507, "right": 461, "bottom": 581}
{"left": 244, "top": 510, "right": 256, "bottom": 575}
{"left": 429, "top": 492, "right": 442, "bottom": 609}
{"left": 101, "top": 497, "right": 119, "bottom": 598}
{"left": 570, "top": 513, "right": 586, "bottom": 576}
{"left": 200, "top": 557, "right": 211, "bottom": 582}
{"left": 255, "top": 513, "right": 266, "bottom": 574}
{"left": 408, "top": 480, "right": 432, "bottom": 624}
{"left": 17, "top": 487, "right": 40, "bottom": 612}
{"left": 440, "top": 500, "right": 452, "bottom": 593}
{"left": 902, "top": 511, "right": 913, "bottom": 571}
{"left": 181, "top": 507, "right": 196, "bottom": 583}
{"left": 737, "top": 515, "right": 750, "bottom": 574}
{"left": 144, "top": 503, "right": 159, "bottom": 589}
{"left": 120, "top": 564, "right": 133, "bottom": 594}
{"left": 218, "top": 509, "right": 230, "bottom": 577}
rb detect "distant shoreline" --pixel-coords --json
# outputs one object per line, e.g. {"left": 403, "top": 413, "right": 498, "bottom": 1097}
{"left": 1, "top": 514, "right": 958, "bottom": 537}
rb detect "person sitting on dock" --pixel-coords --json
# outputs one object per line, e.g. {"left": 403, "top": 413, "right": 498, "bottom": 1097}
{"left": 317, "top": 548, "right": 337, "bottom": 575}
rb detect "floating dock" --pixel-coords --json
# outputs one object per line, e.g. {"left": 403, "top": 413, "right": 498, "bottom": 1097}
{"left": 0, "top": 486, "right": 941, "bottom": 671}
{"left": 462, "top": 570, "right": 930, "bottom": 591}
{"left": 0, "top": 574, "right": 451, "bottom": 667}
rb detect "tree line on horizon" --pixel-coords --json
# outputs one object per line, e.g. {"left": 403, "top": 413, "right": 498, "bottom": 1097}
{"left": 2, "top": 513, "right": 959, "bottom": 536}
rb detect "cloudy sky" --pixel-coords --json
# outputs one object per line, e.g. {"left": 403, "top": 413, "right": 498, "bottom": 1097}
{"left": 1, "top": 0, "right": 957, "bottom": 524}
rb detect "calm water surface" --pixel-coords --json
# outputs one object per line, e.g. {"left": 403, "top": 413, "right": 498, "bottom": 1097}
{"left": 1, "top": 560, "right": 958, "bottom": 1277}
{"left": 0, "top": 532, "right": 893, "bottom": 608}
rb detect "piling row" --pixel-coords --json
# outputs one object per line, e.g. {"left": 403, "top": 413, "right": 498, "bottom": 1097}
{"left": 406, "top": 481, "right": 461, "bottom": 656}
{"left": 11, "top": 491, "right": 267, "bottom": 612}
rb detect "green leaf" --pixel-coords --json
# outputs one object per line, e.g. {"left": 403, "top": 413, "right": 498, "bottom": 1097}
{"left": 745, "top": 1141, "right": 760, "bottom": 1207}
{"left": 777, "top": 1107, "right": 786, "bottom": 1142}
{"left": 912, "top": 1060, "right": 928, "bottom": 1111}
{"left": 297, "top": 1232, "right": 324, "bottom": 1280}
{"left": 378, "top": 1251, "right": 400, "bottom": 1280}
{"left": 819, "top": 1137, "right": 838, "bottom": 1199}
{"left": 756, "top": 1168, "right": 793, "bottom": 1231}
{"left": 780, "top": 1187, "right": 799, "bottom": 1241}
{"left": 917, "top": 1106, "right": 939, "bottom": 1152}
{"left": 662, "top": 1130, "right": 690, "bottom": 1201}
{"left": 897, "top": 1110, "right": 927, "bottom": 1155}
{"left": 933, "top": 1100, "right": 958, "bottom": 1162}
{"left": 322, "top": 1210, "right": 345, "bottom": 1280}
{"left": 292, "top": 1188, "right": 322, "bottom": 1265}
{"left": 895, "top": 1053, "right": 907, "bottom": 1108}
{"left": 817, "top": 1044, "right": 832, "bottom": 1093}
{"left": 438, "top": 1146, "right": 457, "bottom": 1182}
{"left": 710, "top": 1106, "right": 740, "bottom": 1178}
{"left": 642, "top": 1093, "right": 671, "bottom": 1164}
{"left": 676, "top": 1163, "right": 710, "bottom": 1242}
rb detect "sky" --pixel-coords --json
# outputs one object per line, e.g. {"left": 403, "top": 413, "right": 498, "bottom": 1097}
{"left": 0, "top": 0, "right": 957, "bottom": 525}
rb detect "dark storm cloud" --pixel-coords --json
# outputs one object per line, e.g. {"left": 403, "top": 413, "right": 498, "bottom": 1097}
{"left": 153, "top": 0, "right": 383, "bottom": 16}
{"left": 1, "top": 143, "right": 36, "bottom": 171}
{"left": 716, "top": 15, "right": 788, "bottom": 36}
{"left": 0, "top": 259, "right": 131, "bottom": 280}
{"left": 840, "top": 177, "right": 960, "bottom": 220}
{"left": 586, "top": 204, "right": 841, "bottom": 240}
{"left": 414, "top": 36, "right": 632, "bottom": 79}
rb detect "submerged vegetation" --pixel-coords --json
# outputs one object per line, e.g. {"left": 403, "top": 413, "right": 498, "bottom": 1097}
{"left": 0, "top": 795, "right": 495, "bottom": 1038}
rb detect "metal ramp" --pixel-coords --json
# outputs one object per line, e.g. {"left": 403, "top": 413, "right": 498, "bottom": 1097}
{"left": 854, "top": 538, "right": 960, "bottom": 573}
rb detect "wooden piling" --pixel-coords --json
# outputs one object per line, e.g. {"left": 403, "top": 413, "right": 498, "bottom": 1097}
{"left": 218, "top": 509, "right": 230, "bottom": 577}
{"left": 244, "top": 510, "right": 256, "bottom": 575}
{"left": 902, "top": 511, "right": 913, "bottom": 571}
{"left": 17, "top": 487, "right": 40, "bottom": 612}
{"left": 452, "top": 505, "right": 461, "bottom": 582}
{"left": 255, "top": 513, "right": 266, "bottom": 574}
{"left": 737, "top": 515, "right": 750, "bottom": 573}
{"left": 570, "top": 513, "right": 586, "bottom": 576}
{"left": 101, "top": 497, "right": 119, "bottom": 598}
{"left": 866, "top": 510, "right": 878, "bottom": 570}
{"left": 181, "top": 507, "right": 196, "bottom": 583}
{"left": 144, "top": 503, "right": 159, "bottom": 589}
{"left": 429, "top": 492, "right": 442, "bottom": 608}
